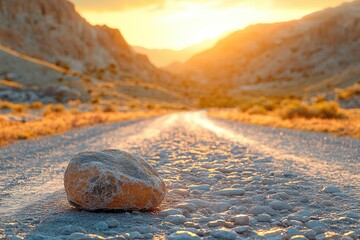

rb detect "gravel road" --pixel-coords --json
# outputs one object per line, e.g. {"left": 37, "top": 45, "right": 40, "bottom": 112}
{"left": 0, "top": 112, "right": 359, "bottom": 239}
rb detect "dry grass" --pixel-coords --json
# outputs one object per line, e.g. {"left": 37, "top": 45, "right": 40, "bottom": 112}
{"left": 209, "top": 108, "right": 360, "bottom": 138}
{"left": 0, "top": 109, "right": 169, "bottom": 146}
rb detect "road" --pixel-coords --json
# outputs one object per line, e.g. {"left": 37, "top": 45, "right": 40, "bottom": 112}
{"left": 0, "top": 112, "right": 359, "bottom": 239}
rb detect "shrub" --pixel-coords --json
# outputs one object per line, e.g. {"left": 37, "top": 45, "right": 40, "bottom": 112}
{"left": 280, "top": 100, "right": 345, "bottom": 119}
{"left": 337, "top": 83, "right": 360, "bottom": 100}
{"left": 102, "top": 104, "right": 117, "bottom": 112}
{"left": 309, "top": 101, "right": 345, "bottom": 119}
{"left": 247, "top": 105, "right": 268, "bottom": 115}
{"left": 280, "top": 101, "right": 311, "bottom": 119}
{"left": 30, "top": 101, "right": 43, "bottom": 109}
{"left": 43, "top": 104, "right": 66, "bottom": 116}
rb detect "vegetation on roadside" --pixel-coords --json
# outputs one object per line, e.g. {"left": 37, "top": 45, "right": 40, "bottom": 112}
{"left": 0, "top": 102, "right": 171, "bottom": 146}
{"left": 207, "top": 94, "right": 360, "bottom": 137}
{"left": 336, "top": 82, "right": 360, "bottom": 100}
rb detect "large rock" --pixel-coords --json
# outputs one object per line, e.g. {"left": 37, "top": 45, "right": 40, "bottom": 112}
{"left": 64, "top": 149, "right": 166, "bottom": 211}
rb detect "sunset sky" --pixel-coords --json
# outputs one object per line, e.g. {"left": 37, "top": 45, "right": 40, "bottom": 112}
{"left": 71, "top": 0, "right": 349, "bottom": 50}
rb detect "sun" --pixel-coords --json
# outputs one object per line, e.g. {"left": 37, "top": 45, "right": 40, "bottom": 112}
{"left": 77, "top": 2, "right": 314, "bottom": 50}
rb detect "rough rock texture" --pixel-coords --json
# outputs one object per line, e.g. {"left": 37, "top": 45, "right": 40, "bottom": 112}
{"left": 0, "top": 0, "right": 169, "bottom": 83}
{"left": 64, "top": 149, "right": 166, "bottom": 211}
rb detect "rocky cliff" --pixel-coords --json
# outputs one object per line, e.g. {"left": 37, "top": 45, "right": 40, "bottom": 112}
{"left": 0, "top": 0, "right": 167, "bottom": 83}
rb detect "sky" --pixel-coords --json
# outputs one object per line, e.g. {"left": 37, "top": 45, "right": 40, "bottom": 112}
{"left": 71, "top": 0, "right": 349, "bottom": 50}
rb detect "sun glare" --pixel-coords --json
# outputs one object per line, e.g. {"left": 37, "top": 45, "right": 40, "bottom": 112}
{"left": 75, "top": 1, "right": 341, "bottom": 50}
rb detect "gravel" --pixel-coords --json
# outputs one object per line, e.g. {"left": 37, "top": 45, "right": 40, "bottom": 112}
{"left": 0, "top": 112, "right": 359, "bottom": 239}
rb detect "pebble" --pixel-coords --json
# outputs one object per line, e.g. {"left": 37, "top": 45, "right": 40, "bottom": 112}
{"left": 211, "top": 202, "right": 231, "bottom": 212}
{"left": 188, "top": 184, "right": 211, "bottom": 191}
{"left": 290, "top": 235, "right": 307, "bottom": 240}
{"left": 269, "top": 201, "right": 292, "bottom": 211}
{"left": 61, "top": 225, "right": 87, "bottom": 235}
{"left": 346, "top": 211, "right": 359, "bottom": 219}
{"left": 304, "top": 229, "right": 317, "bottom": 239}
{"left": 164, "top": 215, "right": 187, "bottom": 224}
{"left": 176, "top": 203, "right": 197, "bottom": 213}
{"left": 211, "top": 229, "right": 238, "bottom": 240}
{"left": 66, "top": 233, "right": 102, "bottom": 240}
{"left": 305, "top": 220, "right": 329, "bottom": 234}
{"left": 208, "top": 220, "right": 226, "bottom": 227}
{"left": 126, "top": 232, "right": 144, "bottom": 240}
{"left": 322, "top": 185, "right": 341, "bottom": 194}
{"left": 105, "top": 218, "right": 119, "bottom": 228}
{"left": 234, "top": 226, "right": 250, "bottom": 234}
{"left": 168, "top": 230, "right": 200, "bottom": 240}
{"left": 94, "top": 221, "right": 108, "bottom": 231}
{"left": 256, "top": 214, "right": 272, "bottom": 222}
{"left": 212, "top": 188, "right": 245, "bottom": 196}
{"left": 161, "top": 209, "right": 184, "bottom": 216}
{"left": 287, "top": 228, "right": 303, "bottom": 237}
{"left": 232, "top": 214, "right": 250, "bottom": 225}
{"left": 251, "top": 206, "right": 276, "bottom": 216}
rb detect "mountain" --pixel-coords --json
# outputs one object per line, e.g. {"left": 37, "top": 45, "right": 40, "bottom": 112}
{"left": 0, "top": 0, "right": 185, "bottom": 104}
{"left": 179, "top": 0, "right": 360, "bottom": 96}
{"left": 0, "top": 0, "right": 165, "bottom": 82}
{"left": 133, "top": 38, "right": 217, "bottom": 68}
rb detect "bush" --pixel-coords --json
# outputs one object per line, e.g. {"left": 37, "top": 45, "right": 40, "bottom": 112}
{"left": 280, "top": 101, "right": 311, "bottom": 119}
{"left": 43, "top": 104, "right": 66, "bottom": 116}
{"left": 337, "top": 83, "right": 360, "bottom": 100}
{"left": 30, "top": 101, "right": 43, "bottom": 109}
{"left": 280, "top": 100, "right": 345, "bottom": 119}
{"left": 247, "top": 105, "right": 268, "bottom": 115}
{"left": 102, "top": 104, "right": 117, "bottom": 112}
{"left": 310, "top": 101, "right": 345, "bottom": 119}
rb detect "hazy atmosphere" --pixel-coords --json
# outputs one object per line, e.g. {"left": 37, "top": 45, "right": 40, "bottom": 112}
{"left": 71, "top": 0, "right": 348, "bottom": 49}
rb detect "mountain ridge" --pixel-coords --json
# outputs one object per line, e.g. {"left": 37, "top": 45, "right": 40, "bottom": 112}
{"left": 178, "top": 0, "right": 360, "bottom": 96}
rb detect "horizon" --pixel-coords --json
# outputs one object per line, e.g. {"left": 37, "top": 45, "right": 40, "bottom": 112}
{"left": 70, "top": 0, "right": 349, "bottom": 50}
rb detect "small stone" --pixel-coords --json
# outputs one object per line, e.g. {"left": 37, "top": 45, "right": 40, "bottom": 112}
{"left": 322, "top": 185, "right": 340, "bottom": 194}
{"left": 212, "top": 188, "right": 245, "bottom": 196}
{"left": 161, "top": 209, "right": 184, "bottom": 216}
{"left": 105, "top": 218, "right": 119, "bottom": 228}
{"left": 176, "top": 203, "right": 197, "bottom": 213}
{"left": 304, "top": 229, "right": 317, "bottom": 239}
{"left": 234, "top": 226, "right": 250, "bottom": 234}
{"left": 165, "top": 215, "right": 187, "bottom": 224}
{"left": 188, "top": 184, "right": 211, "bottom": 191}
{"left": 256, "top": 214, "right": 271, "bottom": 222}
{"left": 127, "top": 232, "right": 144, "bottom": 240}
{"left": 211, "top": 202, "right": 231, "bottom": 212}
{"left": 208, "top": 220, "right": 226, "bottom": 227}
{"left": 290, "top": 235, "right": 307, "bottom": 240}
{"left": 168, "top": 230, "right": 200, "bottom": 240}
{"left": 61, "top": 225, "right": 87, "bottom": 235}
{"left": 287, "top": 228, "right": 303, "bottom": 237}
{"left": 251, "top": 206, "right": 276, "bottom": 216}
{"left": 305, "top": 220, "right": 328, "bottom": 234}
{"left": 269, "top": 201, "right": 292, "bottom": 211}
{"left": 211, "top": 229, "right": 238, "bottom": 240}
{"left": 66, "top": 233, "right": 103, "bottom": 240}
{"left": 343, "top": 231, "right": 359, "bottom": 239}
{"left": 64, "top": 149, "right": 166, "bottom": 211}
{"left": 346, "top": 212, "right": 359, "bottom": 219}
{"left": 94, "top": 221, "right": 108, "bottom": 231}
{"left": 233, "top": 214, "right": 249, "bottom": 225}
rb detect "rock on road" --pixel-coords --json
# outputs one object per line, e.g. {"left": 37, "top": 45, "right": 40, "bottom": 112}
{"left": 0, "top": 112, "right": 359, "bottom": 239}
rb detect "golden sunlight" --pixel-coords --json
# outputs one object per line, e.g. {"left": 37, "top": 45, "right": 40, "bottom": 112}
{"left": 72, "top": 0, "right": 347, "bottom": 50}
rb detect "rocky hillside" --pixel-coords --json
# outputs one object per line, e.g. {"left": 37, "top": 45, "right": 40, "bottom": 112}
{"left": 0, "top": 0, "right": 168, "bottom": 83}
{"left": 179, "top": 0, "right": 360, "bottom": 96}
